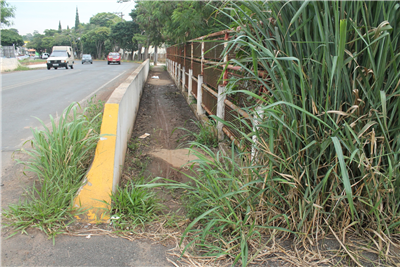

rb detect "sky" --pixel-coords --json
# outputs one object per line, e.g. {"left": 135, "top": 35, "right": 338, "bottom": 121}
{"left": 5, "top": 0, "right": 135, "bottom": 36}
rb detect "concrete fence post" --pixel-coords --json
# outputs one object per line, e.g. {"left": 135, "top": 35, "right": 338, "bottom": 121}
{"left": 197, "top": 75, "right": 205, "bottom": 116}
{"left": 173, "top": 61, "right": 176, "bottom": 77}
{"left": 217, "top": 85, "right": 226, "bottom": 141}
{"left": 188, "top": 69, "right": 193, "bottom": 102}
{"left": 182, "top": 66, "right": 186, "bottom": 92}
{"left": 178, "top": 64, "right": 181, "bottom": 89}
{"left": 174, "top": 62, "right": 178, "bottom": 85}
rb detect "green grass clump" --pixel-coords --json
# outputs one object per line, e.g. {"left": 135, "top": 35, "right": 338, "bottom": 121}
{"left": 175, "top": 119, "right": 219, "bottom": 148}
{"left": 19, "top": 59, "right": 47, "bottom": 65}
{"left": 109, "top": 178, "right": 160, "bottom": 230}
{"left": 3, "top": 100, "right": 104, "bottom": 241}
{"left": 5, "top": 65, "right": 31, "bottom": 72}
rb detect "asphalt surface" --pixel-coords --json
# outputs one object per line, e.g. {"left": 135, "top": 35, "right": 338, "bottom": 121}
{"left": 1, "top": 60, "right": 139, "bottom": 171}
{"left": 2, "top": 231, "right": 173, "bottom": 266}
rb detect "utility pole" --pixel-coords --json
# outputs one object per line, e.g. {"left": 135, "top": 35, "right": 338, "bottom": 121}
{"left": 113, "top": 12, "right": 124, "bottom": 22}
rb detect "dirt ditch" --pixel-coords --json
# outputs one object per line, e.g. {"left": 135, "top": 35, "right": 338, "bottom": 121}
{"left": 120, "top": 65, "right": 200, "bottom": 217}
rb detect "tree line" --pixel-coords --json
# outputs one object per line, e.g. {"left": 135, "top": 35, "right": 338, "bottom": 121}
{"left": 1, "top": 1, "right": 230, "bottom": 61}
{"left": 22, "top": 11, "right": 140, "bottom": 60}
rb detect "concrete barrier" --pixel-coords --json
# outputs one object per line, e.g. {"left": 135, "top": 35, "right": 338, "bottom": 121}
{"left": 0, "top": 58, "right": 19, "bottom": 72}
{"left": 74, "top": 59, "right": 150, "bottom": 223}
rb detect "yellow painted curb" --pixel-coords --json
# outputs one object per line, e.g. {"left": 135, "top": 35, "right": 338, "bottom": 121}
{"left": 73, "top": 103, "right": 119, "bottom": 223}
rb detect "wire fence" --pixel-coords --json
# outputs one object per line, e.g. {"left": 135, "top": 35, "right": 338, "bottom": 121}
{"left": 166, "top": 30, "right": 262, "bottom": 149}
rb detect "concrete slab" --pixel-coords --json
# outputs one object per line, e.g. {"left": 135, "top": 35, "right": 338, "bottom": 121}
{"left": 0, "top": 58, "right": 19, "bottom": 72}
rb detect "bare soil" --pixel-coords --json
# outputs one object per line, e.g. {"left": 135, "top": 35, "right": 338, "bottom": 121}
{"left": 120, "top": 65, "right": 200, "bottom": 218}
{"left": 124, "top": 64, "right": 199, "bottom": 177}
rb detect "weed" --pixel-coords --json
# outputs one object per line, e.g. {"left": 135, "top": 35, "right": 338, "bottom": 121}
{"left": 81, "top": 97, "right": 104, "bottom": 132}
{"left": 173, "top": 119, "right": 219, "bottom": 148}
{"left": 5, "top": 65, "right": 31, "bottom": 72}
{"left": 21, "top": 59, "right": 47, "bottom": 64}
{"left": 163, "top": 213, "right": 186, "bottom": 229}
{"left": 109, "top": 178, "right": 161, "bottom": 230}
{"left": 127, "top": 137, "right": 140, "bottom": 152}
{"left": 3, "top": 101, "right": 104, "bottom": 242}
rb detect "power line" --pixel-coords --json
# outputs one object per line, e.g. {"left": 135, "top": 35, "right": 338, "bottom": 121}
{"left": 113, "top": 12, "right": 124, "bottom": 22}
{"left": 122, "top": 2, "right": 134, "bottom": 14}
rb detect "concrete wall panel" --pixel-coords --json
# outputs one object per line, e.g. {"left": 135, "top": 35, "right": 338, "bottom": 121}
{"left": 74, "top": 59, "right": 150, "bottom": 223}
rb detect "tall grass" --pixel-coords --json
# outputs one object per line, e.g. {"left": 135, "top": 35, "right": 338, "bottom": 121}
{"left": 3, "top": 100, "right": 104, "bottom": 241}
{"left": 172, "top": 1, "right": 400, "bottom": 265}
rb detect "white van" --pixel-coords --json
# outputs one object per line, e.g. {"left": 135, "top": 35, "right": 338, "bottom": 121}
{"left": 46, "top": 46, "right": 74, "bottom": 70}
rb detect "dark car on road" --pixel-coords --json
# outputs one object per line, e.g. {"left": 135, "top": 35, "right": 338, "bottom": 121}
{"left": 82, "top": 54, "right": 93, "bottom": 64}
{"left": 107, "top": 52, "right": 121, "bottom": 65}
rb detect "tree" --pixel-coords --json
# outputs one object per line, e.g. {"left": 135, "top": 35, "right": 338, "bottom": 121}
{"left": 82, "top": 27, "right": 110, "bottom": 59}
{"left": 89, "top": 12, "right": 120, "bottom": 28}
{"left": 110, "top": 21, "right": 140, "bottom": 60}
{"left": 134, "top": 2, "right": 173, "bottom": 63}
{"left": 7, "top": 27, "right": 18, "bottom": 33}
{"left": 52, "top": 34, "right": 70, "bottom": 47}
{"left": 132, "top": 1, "right": 230, "bottom": 63}
{"left": 23, "top": 33, "right": 33, "bottom": 41}
{"left": 44, "top": 29, "right": 58, "bottom": 37}
{"left": 75, "top": 7, "right": 80, "bottom": 31}
{"left": 165, "top": 1, "right": 230, "bottom": 44}
{"left": 58, "top": 21, "right": 62, "bottom": 33}
{"left": 41, "top": 36, "right": 53, "bottom": 53}
{"left": 0, "top": 29, "right": 24, "bottom": 46}
{"left": 26, "top": 33, "right": 44, "bottom": 52}
{"left": 1, "top": 0, "right": 15, "bottom": 27}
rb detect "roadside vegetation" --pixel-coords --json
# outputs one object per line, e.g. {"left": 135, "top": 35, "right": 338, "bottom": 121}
{"left": 174, "top": 119, "right": 219, "bottom": 149}
{"left": 4, "top": 65, "right": 31, "bottom": 72}
{"left": 161, "top": 1, "right": 400, "bottom": 266}
{"left": 18, "top": 59, "right": 47, "bottom": 65}
{"left": 108, "top": 136, "right": 160, "bottom": 231}
{"left": 3, "top": 99, "right": 104, "bottom": 242}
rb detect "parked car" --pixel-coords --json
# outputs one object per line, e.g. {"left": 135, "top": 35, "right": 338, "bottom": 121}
{"left": 107, "top": 52, "right": 121, "bottom": 65}
{"left": 41, "top": 53, "right": 49, "bottom": 59}
{"left": 82, "top": 54, "right": 93, "bottom": 64}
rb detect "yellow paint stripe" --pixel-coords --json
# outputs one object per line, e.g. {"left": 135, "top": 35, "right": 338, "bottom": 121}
{"left": 74, "top": 103, "right": 119, "bottom": 223}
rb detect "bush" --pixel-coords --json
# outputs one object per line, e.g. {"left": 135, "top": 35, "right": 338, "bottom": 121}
{"left": 175, "top": 1, "right": 400, "bottom": 265}
{"left": 3, "top": 100, "right": 104, "bottom": 241}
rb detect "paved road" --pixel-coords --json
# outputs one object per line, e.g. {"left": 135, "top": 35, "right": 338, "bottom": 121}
{"left": 1, "top": 63, "right": 176, "bottom": 267}
{"left": 1, "top": 60, "right": 139, "bottom": 170}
